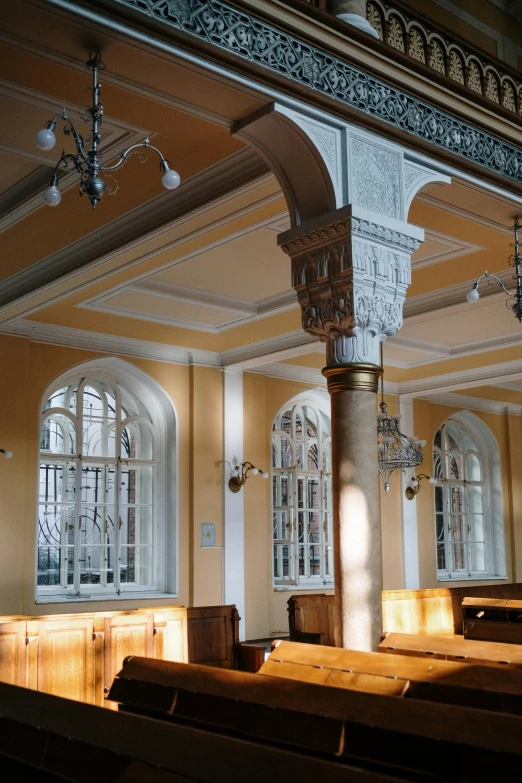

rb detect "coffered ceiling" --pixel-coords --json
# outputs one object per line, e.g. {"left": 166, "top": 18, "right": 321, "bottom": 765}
{"left": 2, "top": 0, "right": 522, "bottom": 414}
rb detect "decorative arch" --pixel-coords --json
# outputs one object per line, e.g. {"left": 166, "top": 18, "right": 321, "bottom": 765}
{"left": 36, "top": 357, "right": 178, "bottom": 602}
{"left": 432, "top": 410, "right": 506, "bottom": 582}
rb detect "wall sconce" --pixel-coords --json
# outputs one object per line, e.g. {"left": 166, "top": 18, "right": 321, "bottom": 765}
{"left": 0, "top": 449, "right": 13, "bottom": 460}
{"left": 228, "top": 461, "right": 268, "bottom": 493}
{"left": 405, "top": 473, "right": 434, "bottom": 500}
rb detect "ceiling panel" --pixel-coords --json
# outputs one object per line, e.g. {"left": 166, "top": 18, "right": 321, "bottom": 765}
{"left": 96, "top": 290, "right": 244, "bottom": 327}
{"left": 154, "top": 227, "right": 292, "bottom": 301}
{"left": 0, "top": 150, "right": 38, "bottom": 194}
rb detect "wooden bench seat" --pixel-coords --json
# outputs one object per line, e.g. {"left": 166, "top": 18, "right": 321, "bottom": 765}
{"left": 379, "top": 631, "right": 522, "bottom": 669}
{"left": 462, "top": 597, "right": 522, "bottom": 644}
{"left": 261, "top": 640, "right": 522, "bottom": 714}
{"left": 108, "top": 655, "right": 522, "bottom": 780}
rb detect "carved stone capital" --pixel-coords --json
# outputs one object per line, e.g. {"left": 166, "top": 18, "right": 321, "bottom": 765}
{"left": 281, "top": 210, "right": 421, "bottom": 367}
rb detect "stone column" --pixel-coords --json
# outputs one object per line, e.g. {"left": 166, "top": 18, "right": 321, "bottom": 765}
{"left": 280, "top": 205, "right": 420, "bottom": 651}
{"left": 327, "top": 0, "right": 379, "bottom": 38}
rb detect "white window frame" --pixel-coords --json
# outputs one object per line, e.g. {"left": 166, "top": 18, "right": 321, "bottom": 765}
{"left": 36, "top": 358, "right": 178, "bottom": 604}
{"left": 433, "top": 411, "right": 506, "bottom": 582}
{"left": 272, "top": 392, "right": 333, "bottom": 590}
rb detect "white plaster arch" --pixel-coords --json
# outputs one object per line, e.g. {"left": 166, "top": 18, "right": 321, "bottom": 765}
{"left": 39, "top": 356, "right": 179, "bottom": 597}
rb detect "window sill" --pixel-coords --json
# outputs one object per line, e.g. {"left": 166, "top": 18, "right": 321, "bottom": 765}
{"left": 273, "top": 585, "right": 334, "bottom": 592}
{"left": 35, "top": 592, "right": 179, "bottom": 605}
{"left": 437, "top": 576, "right": 508, "bottom": 583}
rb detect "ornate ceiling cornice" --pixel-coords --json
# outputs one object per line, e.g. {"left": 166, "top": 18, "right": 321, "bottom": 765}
{"left": 101, "top": 0, "right": 522, "bottom": 188}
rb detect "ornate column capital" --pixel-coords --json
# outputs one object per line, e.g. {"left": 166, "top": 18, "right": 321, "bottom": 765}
{"left": 280, "top": 205, "right": 422, "bottom": 368}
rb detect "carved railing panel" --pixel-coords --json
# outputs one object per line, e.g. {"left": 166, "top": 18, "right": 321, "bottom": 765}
{"left": 366, "top": 1, "right": 521, "bottom": 114}
{"left": 302, "top": 0, "right": 522, "bottom": 114}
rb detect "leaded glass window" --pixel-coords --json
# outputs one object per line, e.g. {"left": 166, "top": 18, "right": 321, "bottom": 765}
{"left": 433, "top": 418, "right": 489, "bottom": 580}
{"left": 272, "top": 400, "right": 332, "bottom": 588}
{"left": 37, "top": 374, "right": 157, "bottom": 599}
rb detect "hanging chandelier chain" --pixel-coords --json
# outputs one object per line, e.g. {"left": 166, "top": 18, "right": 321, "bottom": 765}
{"left": 35, "top": 51, "right": 181, "bottom": 208}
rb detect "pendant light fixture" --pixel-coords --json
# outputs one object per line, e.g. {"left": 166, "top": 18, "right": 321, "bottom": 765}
{"left": 35, "top": 51, "right": 180, "bottom": 209}
{"left": 466, "top": 220, "right": 522, "bottom": 320}
{"left": 377, "top": 343, "right": 425, "bottom": 493}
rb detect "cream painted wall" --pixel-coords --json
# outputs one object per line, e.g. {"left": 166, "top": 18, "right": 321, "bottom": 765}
{"left": 0, "top": 335, "right": 222, "bottom": 620}
{"left": 413, "top": 398, "right": 514, "bottom": 589}
{"left": 242, "top": 373, "right": 405, "bottom": 640}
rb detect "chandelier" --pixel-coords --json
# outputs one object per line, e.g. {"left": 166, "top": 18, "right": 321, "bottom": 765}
{"left": 466, "top": 219, "right": 522, "bottom": 320}
{"left": 377, "top": 345, "right": 425, "bottom": 494}
{"left": 35, "top": 52, "right": 180, "bottom": 209}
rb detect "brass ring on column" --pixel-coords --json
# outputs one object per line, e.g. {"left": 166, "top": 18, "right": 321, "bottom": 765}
{"left": 322, "top": 363, "right": 382, "bottom": 394}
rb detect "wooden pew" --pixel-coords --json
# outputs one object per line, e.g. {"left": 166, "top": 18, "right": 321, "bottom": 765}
{"left": 108, "top": 655, "right": 522, "bottom": 781}
{"left": 379, "top": 631, "right": 522, "bottom": 669}
{"left": 462, "top": 597, "right": 522, "bottom": 644}
{"left": 261, "top": 639, "right": 522, "bottom": 714}
{"left": 187, "top": 604, "right": 265, "bottom": 672}
{"left": 0, "top": 681, "right": 373, "bottom": 783}
{"left": 288, "top": 584, "right": 522, "bottom": 642}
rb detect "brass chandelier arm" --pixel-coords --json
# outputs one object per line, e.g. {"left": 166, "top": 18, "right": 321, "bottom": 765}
{"left": 100, "top": 139, "right": 169, "bottom": 173}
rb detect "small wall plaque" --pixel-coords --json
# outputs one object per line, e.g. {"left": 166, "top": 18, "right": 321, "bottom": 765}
{"left": 201, "top": 523, "right": 215, "bottom": 547}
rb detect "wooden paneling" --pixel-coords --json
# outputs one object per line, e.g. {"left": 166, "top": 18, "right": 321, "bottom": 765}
{"left": 0, "top": 621, "right": 26, "bottom": 687}
{"left": 0, "top": 606, "right": 188, "bottom": 708}
{"left": 104, "top": 613, "right": 154, "bottom": 691}
{"left": 187, "top": 605, "right": 239, "bottom": 668}
{"left": 288, "top": 585, "right": 522, "bottom": 642}
{"left": 38, "top": 616, "right": 95, "bottom": 704}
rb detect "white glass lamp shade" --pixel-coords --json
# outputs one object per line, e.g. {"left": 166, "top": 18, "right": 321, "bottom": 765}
{"left": 251, "top": 467, "right": 259, "bottom": 475}
{"left": 411, "top": 479, "right": 419, "bottom": 488}
{"left": 2, "top": 450, "right": 13, "bottom": 459}
{"left": 261, "top": 472, "right": 269, "bottom": 479}
{"left": 428, "top": 477, "right": 436, "bottom": 484}
{"left": 36, "top": 128, "right": 56, "bottom": 151}
{"left": 466, "top": 287, "right": 480, "bottom": 303}
{"left": 162, "top": 168, "right": 181, "bottom": 190}
{"left": 43, "top": 186, "right": 61, "bottom": 207}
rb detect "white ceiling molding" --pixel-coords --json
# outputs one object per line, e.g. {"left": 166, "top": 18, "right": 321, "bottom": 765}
{"left": 0, "top": 79, "right": 151, "bottom": 232}
{"left": 495, "top": 381, "right": 522, "bottom": 392}
{"left": 221, "top": 331, "right": 322, "bottom": 369}
{"left": 0, "top": 147, "right": 271, "bottom": 315}
{"left": 415, "top": 193, "right": 515, "bottom": 236}
{"left": 0, "top": 318, "right": 220, "bottom": 366}
{"left": 411, "top": 228, "right": 483, "bottom": 269}
{"left": 397, "top": 357, "right": 522, "bottom": 397}
{"left": 422, "top": 391, "right": 522, "bottom": 416}
{"left": 81, "top": 278, "right": 298, "bottom": 334}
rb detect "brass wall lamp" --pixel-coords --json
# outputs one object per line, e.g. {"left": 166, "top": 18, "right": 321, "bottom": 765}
{"left": 228, "top": 461, "right": 269, "bottom": 493}
{"left": 405, "top": 473, "right": 435, "bottom": 500}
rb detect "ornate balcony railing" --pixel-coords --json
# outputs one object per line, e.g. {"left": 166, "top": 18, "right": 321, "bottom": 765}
{"left": 300, "top": 0, "right": 522, "bottom": 116}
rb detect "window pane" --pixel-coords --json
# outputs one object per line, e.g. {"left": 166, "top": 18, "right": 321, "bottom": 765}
{"left": 433, "top": 450, "right": 443, "bottom": 479}
{"left": 272, "top": 434, "right": 293, "bottom": 469}
{"left": 471, "top": 541, "right": 486, "bottom": 572}
{"left": 463, "top": 430, "right": 477, "bottom": 452}
{"left": 82, "top": 384, "right": 116, "bottom": 457}
{"left": 468, "top": 485, "right": 483, "bottom": 515}
{"left": 449, "top": 454, "right": 463, "bottom": 480}
{"left": 79, "top": 505, "right": 116, "bottom": 585}
{"left": 37, "top": 546, "right": 74, "bottom": 586}
{"left": 120, "top": 466, "right": 154, "bottom": 507}
{"left": 445, "top": 423, "right": 461, "bottom": 452}
{"left": 121, "top": 420, "right": 154, "bottom": 460}
{"left": 466, "top": 453, "right": 481, "bottom": 481}
{"left": 274, "top": 544, "right": 291, "bottom": 579}
{"left": 307, "top": 442, "right": 319, "bottom": 470}
{"left": 451, "top": 542, "right": 467, "bottom": 571}
{"left": 80, "top": 466, "right": 116, "bottom": 507}
{"left": 308, "top": 545, "right": 320, "bottom": 575}
{"left": 120, "top": 545, "right": 153, "bottom": 585}
{"left": 39, "top": 463, "right": 76, "bottom": 504}
{"left": 40, "top": 414, "right": 76, "bottom": 455}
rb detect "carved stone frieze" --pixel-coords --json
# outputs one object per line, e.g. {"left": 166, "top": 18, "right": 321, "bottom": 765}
{"left": 351, "top": 138, "right": 400, "bottom": 220}
{"left": 283, "top": 215, "right": 416, "bottom": 366}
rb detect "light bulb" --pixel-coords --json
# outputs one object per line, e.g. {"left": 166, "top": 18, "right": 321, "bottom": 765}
{"left": 466, "top": 287, "right": 480, "bottom": 303}
{"left": 428, "top": 477, "right": 436, "bottom": 484}
{"left": 418, "top": 440, "right": 427, "bottom": 447}
{"left": 411, "top": 479, "right": 419, "bottom": 488}
{"left": 251, "top": 467, "right": 259, "bottom": 475}
{"left": 2, "top": 450, "right": 12, "bottom": 460}
{"left": 43, "top": 186, "right": 61, "bottom": 206}
{"left": 35, "top": 127, "right": 56, "bottom": 151}
{"left": 261, "top": 472, "right": 269, "bottom": 479}
{"left": 162, "top": 168, "right": 181, "bottom": 190}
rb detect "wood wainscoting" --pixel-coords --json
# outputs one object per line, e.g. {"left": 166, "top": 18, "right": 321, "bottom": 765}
{"left": 0, "top": 606, "right": 188, "bottom": 707}
{"left": 288, "top": 584, "right": 522, "bottom": 644}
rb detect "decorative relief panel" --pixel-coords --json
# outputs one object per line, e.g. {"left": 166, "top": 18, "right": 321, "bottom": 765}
{"left": 387, "top": 17, "right": 405, "bottom": 52}
{"left": 116, "top": 0, "right": 522, "bottom": 186}
{"left": 429, "top": 41, "right": 445, "bottom": 74}
{"left": 300, "top": 119, "right": 339, "bottom": 183}
{"left": 283, "top": 216, "right": 419, "bottom": 365}
{"left": 408, "top": 29, "right": 426, "bottom": 64}
{"left": 448, "top": 51, "right": 465, "bottom": 85}
{"left": 351, "top": 138, "right": 400, "bottom": 220}
{"left": 485, "top": 73, "right": 500, "bottom": 104}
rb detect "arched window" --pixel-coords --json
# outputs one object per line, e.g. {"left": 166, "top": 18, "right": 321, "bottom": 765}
{"left": 272, "top": 394, "right": 332, "bottom": 588}
{"left": 433, "top": 414, "right": 505, "bottom": 581}
{"left": 37, "top": 361, "right": 176, "bottom": 602}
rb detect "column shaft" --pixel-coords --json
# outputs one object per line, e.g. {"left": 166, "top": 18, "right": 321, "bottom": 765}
{"left": 327, "top": 368, "right": 382, "bottom": 651}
